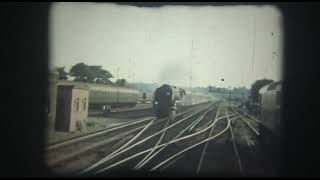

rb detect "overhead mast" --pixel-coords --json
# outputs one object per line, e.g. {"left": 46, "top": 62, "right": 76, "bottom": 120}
{"left": 251, "top": 15, "right": 256, "bottom": 74}
{"left": 190, "top": 39, "right": 194, "bottom": 90}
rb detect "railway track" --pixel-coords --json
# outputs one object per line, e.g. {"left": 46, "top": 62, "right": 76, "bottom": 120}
{"left": 46, "top": 116, "right": 158, "bottom": 169}
{"left": 91, "top": 102, "right": 263, "bottom": 176}
{"left": 229, "top": 106, "right": 278, "bottom": 176}
{"left": 148, "top": 103, "right": 239, "bottom": 175}
{"left": 192, "top": 105, "right": 262, "bottom": 176}
{"left": 46, "top": 102, "right": 211, "bottom": 175}
{"left": 149, "top": 103, "right": 262, "bottom": 177}
{"left": 46, "top": 116, "right": 156, "bottom": 151}
{"left": 80, "top": 102, "right": 216, "bottom": 175}
{"left": 48, "top": 101, "right": 270, "bottom": 177}
{"left": 79, "top": 102, "right": 240, "bottom": 175}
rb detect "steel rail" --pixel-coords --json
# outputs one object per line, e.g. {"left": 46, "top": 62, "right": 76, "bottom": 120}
{"left": 88, "top": 104, "right": 215, "bottom": 174}
{"left": 105, "top": 118, "right": 156, "bottom": 159}
{"left": 46, "top": 116, "right": 156, "bottom": 151}
{"left": 132, "top": 111, "right": 238, "bottom": 171}
{"left": 234, "top": 107, "right": 260, "bottom": 123}
{"left": 167, "top": 113, "right": 237, "bottom": 143}
{"left": 159, "top": 154, "right": 185, "bottom": 172}
{"left": 134, "top": 104, "right": 217, "bottom": 169}
{"left": 227, "top": 108, "right": 244, "bottom": 176}
{"left": 134, "top": 115, "right": 173, "bottom": 169}
{"left": 80, "top": 104, "right": 211, "bottom": 174}
{"left": 80, "top": 117, "right": 160, "bottom": 174}
{"left": 238, "top": 114, "right": 259, "bottom": 136}
{"left": 48, "top": 105, "right": 199, "bottom": 151}
{"left": 230, "top": 107, "right": 259, "bottom": 136}
{"left": 150, "top": 112, "right": 236, "bottom": 171}
{"left": 94, "top": 113, "right": 239, "bottom": 174}
{"left": 188, "top": 106, "right": 213, "bottom": 131}
{"left": 48, "top": 121, "right": 152, "bottom": 166}
{"left": 47, "top": 117, "right": 169, "bottom": 167}
{"left": 196, "top": 104, "right": 221, "bottom": 174}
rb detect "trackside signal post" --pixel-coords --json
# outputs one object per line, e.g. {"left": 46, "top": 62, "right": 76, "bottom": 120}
{"left": 117, "top": 67, "right": 120, "bottom": 103}
{"left": 220, "top": 78, "right": 230, "bottom": 106}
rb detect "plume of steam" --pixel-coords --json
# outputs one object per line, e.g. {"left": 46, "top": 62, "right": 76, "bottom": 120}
{"left": 157, "top": 60, "right": 189, "bottom": 86}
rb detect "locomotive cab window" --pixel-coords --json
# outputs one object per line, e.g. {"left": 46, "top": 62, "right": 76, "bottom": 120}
{"left": 47, "top": 2, "right": 283, "bottom": 177}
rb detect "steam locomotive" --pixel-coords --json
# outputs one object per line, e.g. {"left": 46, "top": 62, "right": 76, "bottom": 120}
{"left": 153, "top": 84, "right": 212, "bottom": 117}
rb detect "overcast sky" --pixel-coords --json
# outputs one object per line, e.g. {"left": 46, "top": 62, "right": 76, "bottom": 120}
{"left": 50, "top": 2, "right": 283, "bottom": 88}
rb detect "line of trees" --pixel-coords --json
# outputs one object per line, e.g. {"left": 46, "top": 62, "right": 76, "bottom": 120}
{"left": 207, "top": 78, "right": 275, "bottom": 102}
{"left": 56, "top": 63, "right": 275, "bottom": 96}
{"left": 208, "top": 85, "right": 250, "bottom": 99}
{"left": 56, "top": 63, "right": 128, "bottom": 87}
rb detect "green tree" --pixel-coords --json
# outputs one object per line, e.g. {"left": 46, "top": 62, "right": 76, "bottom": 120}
{"left": 69, "top": 63, "right": 91, "bottom": 82}
{"left": 69, "top": 63, "right": 114, "bottom": 84}
{"left": 56, "top": 66, "right": 68, "bottom": 80}
{"left": 250, "top": 78, "right": 274, "bottom": 102}
{"left": 90, "top": 65, "right": 113, "bottom": 84}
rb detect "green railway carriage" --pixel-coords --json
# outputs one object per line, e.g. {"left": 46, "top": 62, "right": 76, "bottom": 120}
{"left": 57, "top": 80, "right": 140, "bottom": 114}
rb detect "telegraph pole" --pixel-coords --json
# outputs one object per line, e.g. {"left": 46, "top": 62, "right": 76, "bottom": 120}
{"left": 190, "top": 40, "right": 194, "bottom": 90}
{"left": 130, "top": 58, "right": 135, "bottom": 89}
{"left": 132, "top": 72, "right": 134, "bottom": 88}
{"left": 117, "top": 67, "right": 120, "bottom": 103}
{"left": 251, "top": 15, "right": 256, "bottom": 73}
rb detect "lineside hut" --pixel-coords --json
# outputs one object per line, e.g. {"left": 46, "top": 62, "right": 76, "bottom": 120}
{"left": 55, "top": 83, "right": 89, "bottom": 132}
